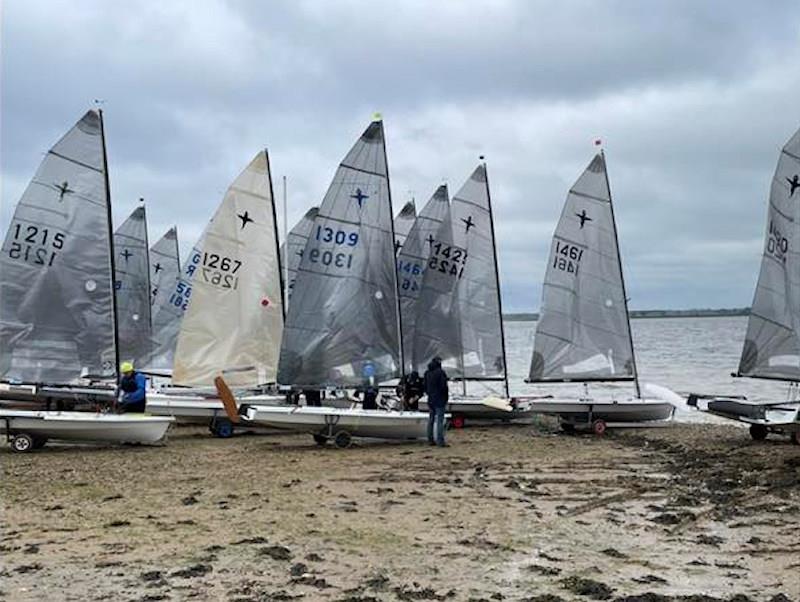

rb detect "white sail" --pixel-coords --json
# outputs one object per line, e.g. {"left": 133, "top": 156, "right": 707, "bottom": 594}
{"left": 394, "top": 200, "right": 416, "bottom": 253}
{"left": 737, "top": 127, "right": 800, "bottom": 380}
{"left": 149, "top": 226, "right": 180, "bottom": 309}
{"left": 172, "top": 151, "right": 284, "bottom": 386}
{"left": 528, "top": 153, "right": 636, "bottom": 384}
{"left": 0, "top": 110, "right": 116, "bottom": 383}
{"left": 114, "top": 205, "right": 152, "bottom": 365}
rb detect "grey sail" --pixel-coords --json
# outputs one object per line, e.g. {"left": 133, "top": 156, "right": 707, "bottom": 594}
{"left": 144, "top": 236, "right": 204, "bottom": 372}
{"left": 150, "top": 226, "right": 180, "bottom": 309}
{"left": 0, "top": 110, "right": 117, "bottom": 383}
{"left": 114, "top": 206, "right": 152, "bottom": 365}
{"left": 394, "top": 200, "right": 416, "bottom": 253}
{"left": 277, "top": 119, "right": 401, "bottom": 387}
{"left": 397, "top": 185, "right": 462, "bottom": 374}
{"left": 450, "top": 165, "right": 506, "bottom": 380}
{"left": 528, "top": 153, "right": 635, "bottom": 383}
{"left": 281, "top": 207, "right": 318, "bottom": 302}
{"left": 737, "top": 127, "right": 800, "bottom": 380}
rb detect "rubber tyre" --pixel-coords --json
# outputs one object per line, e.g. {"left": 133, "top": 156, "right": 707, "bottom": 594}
{"left": 333, "top": 431, "right": 352, "bottom": 449}
{"left": 32, "top": 436, "right": 48, "bottom": 449}
{"left": 212, "top": 420, "right": 234, "bottom": 439}
{"left": 790, "top": 431, "right": 800, "bottom": 446}
{"left": 313, "top": 434, "right": 327, "bottom": 446}
{"left": 451, "top": 416, "right": 466, "bottom": 429}
{"left": 11, "top": 434, "right": 34, "bottom": 453}
{"left": 560, "top": 422, "right": 576, "bottom": 434}
{"left": 592, "top": 419, "right": 607, "bottom": 436}
{"left": 749, "top": 424, "right": 768, "bottom": 441}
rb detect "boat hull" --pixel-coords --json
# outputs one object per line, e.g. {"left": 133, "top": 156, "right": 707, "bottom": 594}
{"left": 520, "top": 397, "right": 675, "bottom": 424}
{"left": 146, "top": 393, "right": 284, "bottom": 423}
{"left": 0, "top": 411, "right": 174, "bottom": 444}
{"left": 243, "top": 405, "right": 430, "bottom": 440}
{"left": 419, "top": 396, "right": 520, "bottom": 420}
{"left": 688, "top": 396, "right": 800, "bottom": 431}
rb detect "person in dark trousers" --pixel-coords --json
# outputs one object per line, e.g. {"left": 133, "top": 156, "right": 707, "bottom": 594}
{"left": 118, "top": 361, "right": 147, "bottom": 413}
{"left": 303, "top": 389, "right": 322, "bottom": 407}
{"left": 400, "top": 371, "right": 425, "bottom": 411}
{"left": 423, "top": 357, "right": 449, "bottom": 446}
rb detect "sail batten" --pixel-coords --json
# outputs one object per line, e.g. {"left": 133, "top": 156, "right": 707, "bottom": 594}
{"left": 172, "top": 151, "right": 284, "bottom": 386}
{"left": 736, "top": 127, "right": 800, "bottom": 381}
{"left": 277, "top": 120, "right": 401, "bottom": 387}
{"left": 0, "top": 110, "right": 117, "bottom": 383}
{"left": 528, "top": 153, "right": 636, "bottom": 385}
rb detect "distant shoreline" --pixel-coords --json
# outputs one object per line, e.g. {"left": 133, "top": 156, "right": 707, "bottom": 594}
{"left": 503, "top": 308, "right": 750, "bottom": 321}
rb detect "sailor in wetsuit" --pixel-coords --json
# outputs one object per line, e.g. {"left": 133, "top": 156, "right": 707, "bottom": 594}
{"left": 118, "top": 361, "right": 147, "bottom": 413}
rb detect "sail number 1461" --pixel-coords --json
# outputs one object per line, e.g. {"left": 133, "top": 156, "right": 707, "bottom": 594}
{"left": 553, "top": 240, "right": 584, "bottom": 275}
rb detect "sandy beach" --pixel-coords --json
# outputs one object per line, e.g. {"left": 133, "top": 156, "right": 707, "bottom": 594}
{"left": 1, "top": 420, "right": 798, "bottom": 601}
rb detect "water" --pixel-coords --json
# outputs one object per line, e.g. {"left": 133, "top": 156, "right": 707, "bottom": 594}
{"left": 496, "top": 316, "right": 792, "bottom": 422}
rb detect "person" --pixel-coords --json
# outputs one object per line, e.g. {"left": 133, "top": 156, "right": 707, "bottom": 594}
{"left": 303, "top": 389, "right": 322, "bottom": 407}
{"left": 118, "top": 361, "right": 147, "bottom": 413}
{"left": 354, "top": 384, "right": 379, "bottom": 409}
{"left": 401, "top": 371, "right": 425, "bottom": 411}
{"left": 423, "top": 357, "right": 449, "bottom": 447}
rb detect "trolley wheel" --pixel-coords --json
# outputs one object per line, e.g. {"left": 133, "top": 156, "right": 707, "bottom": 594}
{"left": 32, "top": 436, "right": 48, "bottom": 449}
{"left": 790, "top": 431, "right": 800, "bottom": 446}
{"left": 211, "top": 419, "right": 234, "bottom": 438}
{"left": 313, "top": 433, "right": 327, "bottom": 446}
{"left": 560, "top": 422, "right": 576, "bottom": 434}
{"left": 592, "top": 419, "right": 607, "bottom": 436}
{"left": 749, "top": 424, "right": 768, "bottom": 441}
{"left": 333, "top": 431, "right": 352, "bottom": 449}
{"left": 451, "top": 415, "right": 466, "bottom": 429}
{"left": 10, "top": 434, "right": 35, "bottom": 453}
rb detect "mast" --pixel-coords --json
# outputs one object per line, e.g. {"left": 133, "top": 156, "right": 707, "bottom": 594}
{"left": 380, "top": 115, "right": 406, "bottom": 380}
{"left": 482, "top": 158, "right": 510, "bottom": 399}
{"left": 266, "top": 150, "right": 286, "bottom": 322}
{"left": 98, "top": 109, "right": 121, "bottom": 383}
{"left": 601, "top": 149, "right": 641, "bottom": 398}
{"left": 172, "top": 225, "right": 180, "bottom": 268}
{"left": 140, "top": 199, "right": 152, "bottom": 332}
{"left": 282, "top": 175, "right": 289, "bottom": 311}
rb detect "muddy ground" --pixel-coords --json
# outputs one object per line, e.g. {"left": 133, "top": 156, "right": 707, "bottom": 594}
{"left": 1, "top": 419, "right": 798, "bottom": 601}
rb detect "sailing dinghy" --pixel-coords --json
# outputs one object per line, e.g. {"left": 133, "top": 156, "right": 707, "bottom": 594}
{"left": 522, "top": 151, "right": 674, "bottom": 433}
{"left": 687, "top": 127, "right": 800, "bottom": 443}
{"left": 146, "top": 151, "right": 286, "bottom": 433}
{"left": 234, "top": 118, "right": 431, "bottom": 444}
{"left": 0, "top": 110, "right": 173, "bottom": 450}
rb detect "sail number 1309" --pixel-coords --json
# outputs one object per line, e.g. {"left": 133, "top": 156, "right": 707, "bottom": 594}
{"left": 553, "top": 240, "right": 584, "bottom": 275}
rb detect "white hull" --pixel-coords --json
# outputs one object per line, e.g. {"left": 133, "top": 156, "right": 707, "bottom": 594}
{"left": 688, "top": 396, "right": 800, "bottom": 431}
{"left": 243, "top": 405, "right": 431, "bottom": 440}
{"left": 0, "top": 410, "right": 173, "bottom": 444}
{"left": 520, "top": 397, "right": 675, "bottom": 424}
{"left": 420, "top": 396, "right": 521, "bottom": 420}
{"left": 146, "top": 393, "right": 285, "bottom": 423}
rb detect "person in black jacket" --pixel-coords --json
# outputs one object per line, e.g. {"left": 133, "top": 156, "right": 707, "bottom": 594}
{"left": 423, "top": 357, "right": 449, "bottom": 446}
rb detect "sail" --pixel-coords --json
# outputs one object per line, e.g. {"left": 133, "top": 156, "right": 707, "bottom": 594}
{"left": 145, "top": 237, "right": 203, "bottom": 372}
{"left": 450, "top": 165, "right": 506, "bottom": 379}
{"left": 281, "top": 207, "right": 318, "bottom": 301}
{"left": 277, "top": 119, "right": 400, "bottom": 387}
{"left": 150, "top": 227, "right": 180, "bottom": 309}
{"left": 397, "top": 185, "right": 462, "bottom": 374}
{"left": 114, "top": 205, "right": 152, "bottom": 365}
{"left": 394, "top": 200, "right": 416, "bottom": 253}
{"left": 528, "top": 153, "right": 635, "bottom": 382}
{"left": 172, "top": 151, "right": 284, "bottom": 386}
{"left": 737, "top": 127, "right": 800, "bottom": 380}
{"left": 0, "top": 110, "right": 116, "bottom": 383}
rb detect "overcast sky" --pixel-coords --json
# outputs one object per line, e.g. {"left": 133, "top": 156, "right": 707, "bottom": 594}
{"left": 2, "top": 0, "right": 799, "bottom": 312}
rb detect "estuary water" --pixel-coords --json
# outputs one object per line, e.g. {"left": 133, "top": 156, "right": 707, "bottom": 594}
{"left": 498, "top": 316, "right": 792, "bottom": 422}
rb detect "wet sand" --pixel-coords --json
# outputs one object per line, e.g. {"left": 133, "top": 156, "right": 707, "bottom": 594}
{"left": 1, "top": 420, "right": 798, "bottom": 601}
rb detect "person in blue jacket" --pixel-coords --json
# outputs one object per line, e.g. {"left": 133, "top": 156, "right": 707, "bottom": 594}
{"left": 118, "top": 361, "right": 147, "bottom": 413}
{"left": 424, "top": 357, "right": 449, "bottom": 447}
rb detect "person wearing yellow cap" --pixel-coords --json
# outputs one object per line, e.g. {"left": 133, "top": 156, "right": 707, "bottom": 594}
{"left": 118, "top": 361, "right": 147, "bottom": 413}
